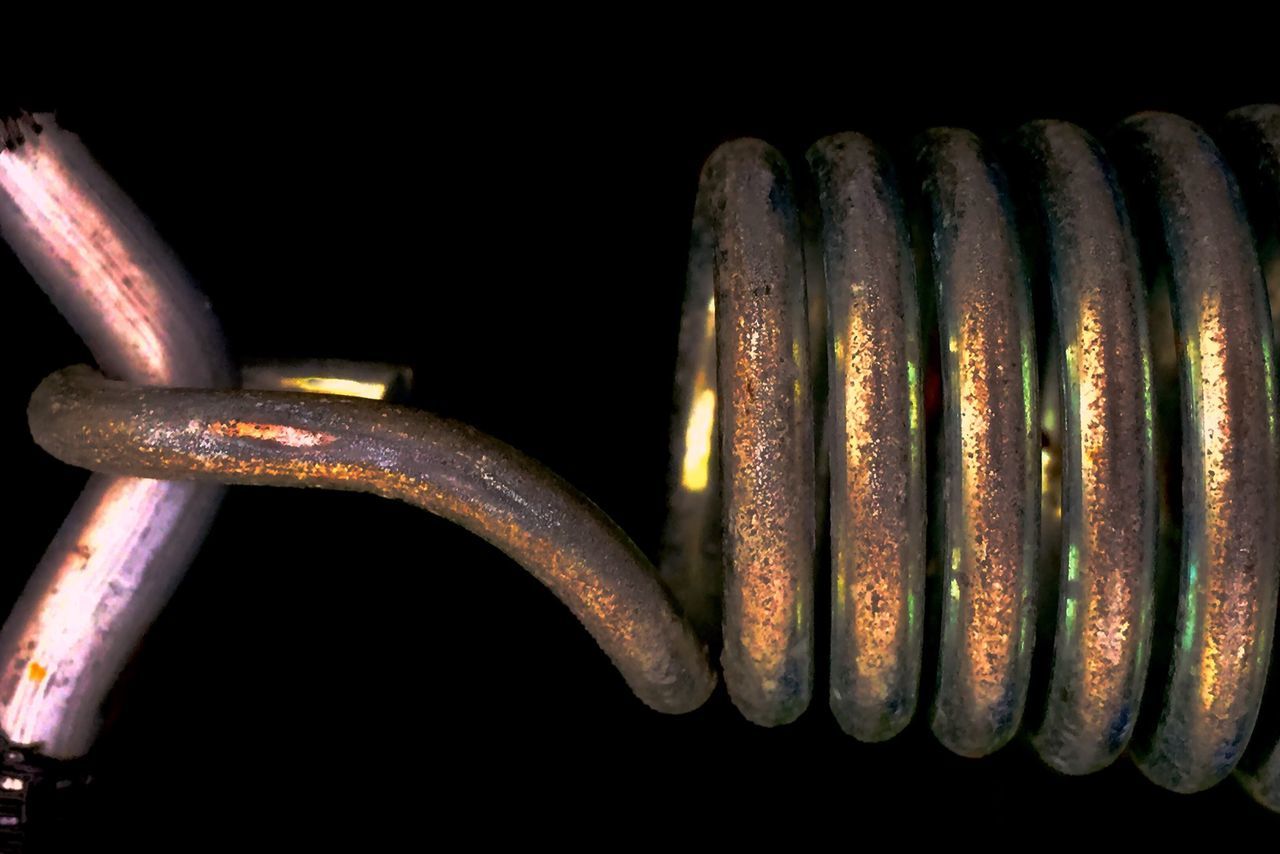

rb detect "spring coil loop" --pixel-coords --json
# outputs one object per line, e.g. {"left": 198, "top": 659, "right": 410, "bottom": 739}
{"left": 659, "top": 108, "right": 1278, "bottom": 806}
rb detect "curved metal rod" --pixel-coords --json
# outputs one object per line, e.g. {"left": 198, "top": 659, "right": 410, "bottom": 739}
{"left": 1120, "top": 113, "right": 1280, "bottom": 793}
{"left": 917, "top": 129, "right": 1040, "bottom": 757}
{"left": 691, "top": 140, "right": 816, "bottom": 726}
{"left": 806, "top": 134, "right": 925, "bottom": 742}
{"left": 1219, "top": 103, "right": 1280, "bottom": 812}
{"left": 1014, "top": 121, "right": 1158, "bottom": 774}
{"left": 659, "top": 164, "right": 723, "bottom": 640}
{"left": 1221, "top": 105, "right": 1279, "bottom": 347}
{"left": 27, "top": 367, "right": 718, "bottom": 715}
{"left": 0, "top": 113, "right": 233, "bottom": 758}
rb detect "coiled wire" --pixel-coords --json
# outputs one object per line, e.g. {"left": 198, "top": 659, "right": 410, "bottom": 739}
{"left": 657, "top": 108, "right": 1278, "bottom": 805}
{"left": 18, "top": 107, "right": 1280, "bottom": 811}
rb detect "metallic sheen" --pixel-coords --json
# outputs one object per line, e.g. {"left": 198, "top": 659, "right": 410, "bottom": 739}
{"left": 28, "top": 367, "right": 717, "bottom": 716}
{"left": 1220, "top": 103, "right": 1280, "bottom": 812}
{"left": 1016, "top": 121, "right": 1158, "bottom": 774}
{"left": 807, "top": 134, "right": 925, "bottom": 741}
{"left": 1121, "top": 113, "right": 1280, "bottom": 793}
{"left": 241, "top": 359, "right": 414, "bottom": 402}
{"left": 0, "top": 113, "right": 233, "bottom": 758}
{"left": 919, "top": 129, "right": 1040, "bottom": 756}
{"left": 8, "top": 106, "right": 1280, "bottom": 811}
{"left": 660, "top": 181, "right": 722, "bottom": 638}
{"left": 699, "top": 140, "right": 815, "bottom": 725}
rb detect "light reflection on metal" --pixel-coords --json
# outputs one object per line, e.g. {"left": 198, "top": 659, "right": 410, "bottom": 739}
{"left": 4, "top": 105, "right": 1279, "bottom": 814}
{"left": 29, "top": 367, "right": 716, "bottom": 715}
{"left": 660, "top": 198, "right": 722, "bottom": 637}
{"left": 0, "top": 113, "right": 233, "bottom": 759}
{"left": 1219, "top": 103, "right": 1280, "bottom": 813}
{"left": 697, "top": 141, "right": 815, "bottom": 726}
{"left": 807, "top": 134, "right": 925, "bottom": 742}
{"left": 1014, "top": 121, "right": 1156, "bottom": 775}
{"left": 677, "top": 295, "right": 717, "bottom": 495}
{"left": 680, "top": 388, "right": 716, "bottom": 492}
{"left": 919, "top": 129, "right": 1039, "bottom": 757}
{"left": 241, "top": 359, "right": 414, "bottom": 402}
{"left": 1119, "top": 113, "right": 1278, "bottom": 795}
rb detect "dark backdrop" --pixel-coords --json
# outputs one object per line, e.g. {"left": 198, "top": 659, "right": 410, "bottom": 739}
{"left": 6, "top": 82, "right": 1279, "bottom": 844}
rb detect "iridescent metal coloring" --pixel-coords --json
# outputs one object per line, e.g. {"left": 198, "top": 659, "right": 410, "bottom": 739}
{"left": 2, "top": 109, "right": 1278, "bottom": 826}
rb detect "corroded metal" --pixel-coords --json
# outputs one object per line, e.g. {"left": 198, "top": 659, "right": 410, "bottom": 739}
{"left": 8, "top": 105, "right": 1280, "bottom": 814}
{"left": 698, "top": 140, "right": 815, "bottom": 726}
{"left": 1220, "top": 103, "right": 1280, "bottom": 813}
{"left": 0, "top": 113, "right": 233, "bottom": 759}
{"left": 807, "top": 134, "right": 925, "bottom": 742}
{"left": 1015, "top": 121, "right": 1158, "bottom": 774}
{"left": 1221, "top": 105, "right": 1278, "bottom": 346}
{"left": 28, "top": 367, "right": 717, "bottom": 715}
{"left": 1119, "top": 113, "right": 1280, "bottom": 793}
{"left": 918, "top": 129, "right": 1040, "bottom": 757}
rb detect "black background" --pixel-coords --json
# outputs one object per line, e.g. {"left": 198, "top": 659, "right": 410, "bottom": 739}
{"left": 5, "top": 79, "right": 1279, "bottom": 845}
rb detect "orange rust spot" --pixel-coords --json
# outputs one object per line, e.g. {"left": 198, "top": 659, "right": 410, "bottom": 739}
{"left": 27, "top": 662, "right": 47, "bottom": 683}
{"left": 208, "top": 420, "right": 337, "bottom": 448}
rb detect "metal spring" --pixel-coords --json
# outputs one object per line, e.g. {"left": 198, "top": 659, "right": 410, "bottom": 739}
{"left": 3, "top": 108, "right": 1279, "bottom": 821}
{"left": 656, "top": 108, "right": 1278, "bottom": 806}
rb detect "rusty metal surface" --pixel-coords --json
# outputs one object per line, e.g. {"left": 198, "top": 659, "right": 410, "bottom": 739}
{"left": 918, "top": 129, "right": 1041, "bottom": 757}
{"left": 0, "top": 113, "right": 233, "bottom": 758}
{"left": 660, "top": 178, "right": 723, "bottom": 638}
{"left": 1120, "top": 113, "right": 1279, "bottom": 793}
{"left": 1219, "top": 103, "right": 1280, "bottom": 812}
{"left": 28, "top": 367, "right": 717, "bottom": 715}
{"left": 697, "top": 140, "right": 816, "bottom": 726}
{"left": 1014, "top": 121, "right": 1158, "bottom": 774}
{"left": 5, "top": 104, "right": 1280, "bottom": 819}
{"left": 807, "top": 134, "right": 925, "bottom": 742}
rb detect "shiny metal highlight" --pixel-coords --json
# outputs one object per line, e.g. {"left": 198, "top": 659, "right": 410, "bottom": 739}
{"left": 241, "top": 359, "right": 415, "bottom": 402}
{"left": 1120, "top": 113, "right": 1280, "bottom": 793}
{"left": 807, "top": 134, "right": 925, "bottom": 741}
{"left": 8, "top": 106, "right": 1280, "bottom": 812}
{"left": 0, "top": 113, "right": 233, "bottom": 758}
{"left": 28, "top": 367, "right": 717, "bottom": 715}
{"left": 1220, "top": 103, "right": 1280, "bottom": 812}
{"left": 919, "top": 129, "right": 1040, "bottom": 757}
{"left": 697, "top": 140, "right": 816, "bottom": 725}
{"left": 1015, "top": 121, "right": 1158, "bottom": 774}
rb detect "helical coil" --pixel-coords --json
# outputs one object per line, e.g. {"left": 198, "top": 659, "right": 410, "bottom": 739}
{"left": 655, "top": 108, "right": 1278, "bottom": 806}
{"left": 11, "top": 108, "right": 1280, "bottom": 814}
